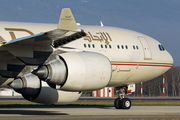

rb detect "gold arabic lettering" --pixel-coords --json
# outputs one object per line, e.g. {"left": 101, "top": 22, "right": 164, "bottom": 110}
{"left": 84, "top": 32, "right": 112, "bottom": 45}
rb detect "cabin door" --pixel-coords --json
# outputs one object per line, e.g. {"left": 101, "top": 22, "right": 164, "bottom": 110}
{"left": 138, "top": 37, "right": 152, "bottom": 60}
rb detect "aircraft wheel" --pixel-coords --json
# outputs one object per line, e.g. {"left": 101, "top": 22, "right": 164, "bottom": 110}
{"left": 114, "top": 98, "right": 120, "bottom": 109}
{"left": 120, "top": 98, "right": 131, "bottom": 109}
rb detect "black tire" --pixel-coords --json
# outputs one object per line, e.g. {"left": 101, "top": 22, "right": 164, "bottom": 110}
{"left": 120, "top": 98, "right": 131, "bottom": 109}
{"left": 114, "top": 98, "right": 120, "bottom": 109}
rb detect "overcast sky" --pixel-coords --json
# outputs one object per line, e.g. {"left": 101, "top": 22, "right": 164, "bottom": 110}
{"left": 0, "top": 0, "right": 180, "bottom": 65}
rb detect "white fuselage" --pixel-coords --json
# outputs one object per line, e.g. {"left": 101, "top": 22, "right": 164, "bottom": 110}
{"left": 0, "top": 22, "right": 173, "bottom": 87}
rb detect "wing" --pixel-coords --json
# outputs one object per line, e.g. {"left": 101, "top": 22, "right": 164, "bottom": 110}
{"left": 0, "top": 8, "right": 86, "bottom": 78}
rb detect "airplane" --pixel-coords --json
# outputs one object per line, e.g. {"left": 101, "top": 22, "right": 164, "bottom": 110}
{"left": 0, "top": 8, "right": 173, "bottom": 109}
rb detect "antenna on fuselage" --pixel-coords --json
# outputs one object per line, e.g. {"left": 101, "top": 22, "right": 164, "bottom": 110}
{"left": 100, "top": 21, "right": 104, "bottom": 27}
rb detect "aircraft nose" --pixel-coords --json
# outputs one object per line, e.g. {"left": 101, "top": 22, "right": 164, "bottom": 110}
{"left": 166, "top": 51, "right": 174, "bottom": 66}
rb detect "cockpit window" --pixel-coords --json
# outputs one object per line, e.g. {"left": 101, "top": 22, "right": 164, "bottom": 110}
{"left": 161, "top": 45, "right": 165, "bottom": 51}
{"left": 158, "top": 44, "right": 165, "bottom": 51}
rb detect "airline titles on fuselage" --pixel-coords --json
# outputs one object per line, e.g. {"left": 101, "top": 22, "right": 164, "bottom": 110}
{"left": 0, "top": 28, "right": 113, "bottom": 46}
{"left": 0, "top": 28, "right": 34, "bottom": 42}
{"left": 84, "top": 32, "right": 112, "bottom": 45}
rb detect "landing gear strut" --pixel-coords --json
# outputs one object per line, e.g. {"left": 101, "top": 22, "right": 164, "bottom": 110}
{"left": 114, "top": 86, "right": 131, "bottom": 109}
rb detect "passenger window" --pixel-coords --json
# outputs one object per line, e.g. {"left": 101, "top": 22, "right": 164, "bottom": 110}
{"left": 133, "top": 45, "right": 135, "bottom": 49}
{"left": 117, "top": 45, "right": 120, "bottom": 49}
{"left": 136, "top": 46, "right": 139, "bottom": 50}
{"left": 121, "top": 45, "right": 124, "bottom": 49}
{"left": 101, "top": 44, "right": 103, "bottom": 48}
{"left": 92, "top": 44, "right": 95, "bottom": 48}
{"left": 84, "top": 44, "right": 86, "bottom": 48}
{"left": 125, "top": 45, "right": 128, "bottom": 49}
{"left": 109, "top": 45, "right": 112, "bottom": 49}
{"left": 105, "top": 45, "right": 107, "bottom": 48}
{"left": 88, "top": 44, "right": 91, "bottom": 48}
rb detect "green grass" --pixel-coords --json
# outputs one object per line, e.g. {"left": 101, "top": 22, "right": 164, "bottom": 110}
{"left": 132, "top": 100, "right": 180, "bottom": 106}
{"left": 72, "top": 100, "right": 180, "bottom": 106}
{"left": 0, "top": 100, "right": 180, "bottom": 106}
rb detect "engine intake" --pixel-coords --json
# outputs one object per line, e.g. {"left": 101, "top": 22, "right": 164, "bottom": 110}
{"left": 33, "top": 52, "right": 112, "bottom": 91}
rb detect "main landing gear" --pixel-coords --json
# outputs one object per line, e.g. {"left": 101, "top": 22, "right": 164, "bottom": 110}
{"left": 114, "top": 86, "right": 131, "bottom": 109}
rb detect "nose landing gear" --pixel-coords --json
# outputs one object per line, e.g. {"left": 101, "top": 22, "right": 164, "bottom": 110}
{"left": 114, "top": 86, "right": 131, "bottom": 109}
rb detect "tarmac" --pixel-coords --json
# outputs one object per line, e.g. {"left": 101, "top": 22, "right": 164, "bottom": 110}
{"left": 0, "top": 106, "right": 180, "bottom": 120}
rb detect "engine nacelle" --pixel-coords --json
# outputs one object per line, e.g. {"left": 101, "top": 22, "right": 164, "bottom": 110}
{"left": 34, "top": 52, "right": 112, "bottom": 91}
{"left": 32, "top": 82, "right": 81, "bottom": 105}
{"left": 9, "top": 73, "right": 81, "bottom": 104}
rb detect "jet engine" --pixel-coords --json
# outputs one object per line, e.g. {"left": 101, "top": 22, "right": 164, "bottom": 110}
{"left": 9, "top": 73, "right": 81, "bottom": 104}
{"left": 33, "top": 52, "right": 112, "bottom": 91}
